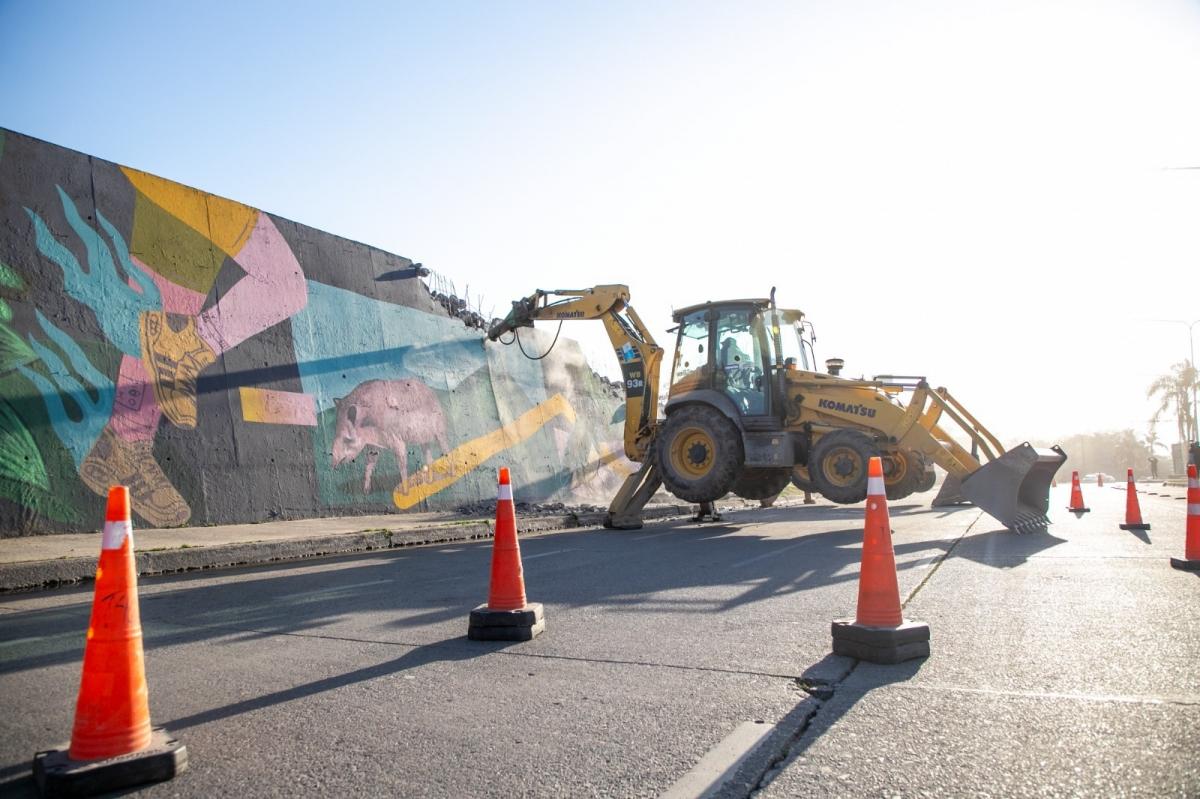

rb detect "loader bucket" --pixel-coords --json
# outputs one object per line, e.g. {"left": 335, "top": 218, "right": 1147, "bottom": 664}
{"left": 958, "top": 443, "right": 1067, "bottom": 532}
{"left": 931, "top": 474, "right": 969, "bottom": 507}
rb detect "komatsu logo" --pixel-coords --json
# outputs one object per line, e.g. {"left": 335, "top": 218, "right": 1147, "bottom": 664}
{"left": 555, "top": 311, "right": 585, "bottom": 319}
{"left": 818, "top": 398, "right": 877, "bottom": 418}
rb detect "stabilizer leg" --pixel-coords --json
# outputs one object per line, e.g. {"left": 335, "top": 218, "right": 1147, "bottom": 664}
{"left": 604, "top": 461, "right": 662, "bottom": 530}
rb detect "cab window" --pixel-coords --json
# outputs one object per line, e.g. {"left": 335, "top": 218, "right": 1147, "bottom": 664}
{"left": 672, "top": 310, "right": 710, "bottom": 386}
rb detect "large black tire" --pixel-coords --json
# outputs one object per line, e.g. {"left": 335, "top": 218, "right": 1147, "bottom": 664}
{"left": 881, "top": 449, "right": 925, "bottom": 501}
{"left": 732, "top": 468, "right": 792, "bottom": 500}
{"left": 808, "top": 429, "right": 880, "bottom": 504}
{"left": 915, "top": 466, "right": 937, "bottom": 493}
{"left": 655, "top": 405, "right": 744, "bottom": 503}
{"left": 790, "top": 465, "right": 816, "bottom": 492}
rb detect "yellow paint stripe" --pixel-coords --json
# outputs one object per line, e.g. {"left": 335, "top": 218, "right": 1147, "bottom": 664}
{"left": 239, "top": 387, "right": 317, "bottom": 426}
{"left": 120, "top": 166, "right": 258, "bottom": 256}
{"left": 393, "top": 393, "right": 576, "bottom": 510}
{"left": 595, "top": 442, "right": 636, "bottom": 478}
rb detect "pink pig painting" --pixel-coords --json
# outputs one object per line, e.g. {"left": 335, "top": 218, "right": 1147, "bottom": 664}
{"left": 331, "top": 379, "right": 450, "bottom": 493}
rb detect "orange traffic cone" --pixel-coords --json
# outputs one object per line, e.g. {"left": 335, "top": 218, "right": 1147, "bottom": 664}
{"left": 33, "top": 486, "right": 186, "bottom": 795}
{"left": 1170, "top": 464, "right": 1200, "bottom": 571}
{"left": 831, "top": 457, "right": 929, "bottom": 664}
{"left": 468, "top": 468, "right": 545, "bottom": 640}
{"left": 1119, "top": 469, "right": 1150, "bottom": 531}
{"left": 1067, "top": 470, "right": 1090, "bottom": 513}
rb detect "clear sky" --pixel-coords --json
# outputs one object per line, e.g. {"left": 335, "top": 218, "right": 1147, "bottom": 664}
{"left": 3, "top": 0, "right": 1199, "bottom": 446}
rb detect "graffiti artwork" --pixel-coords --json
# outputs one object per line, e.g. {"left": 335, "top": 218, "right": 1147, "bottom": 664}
{"left": 0, "top": 129, "right": 632, "bottom": 535}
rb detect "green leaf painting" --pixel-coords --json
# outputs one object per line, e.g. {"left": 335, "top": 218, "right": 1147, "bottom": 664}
{"left": 0, "top": 323, "right": 35, "bottom": 372}
{"left": 0, "top": 397, "right": 48, "bottom": 490}
{"left": 0, "top": 262, "right": 25, "bottom": 292}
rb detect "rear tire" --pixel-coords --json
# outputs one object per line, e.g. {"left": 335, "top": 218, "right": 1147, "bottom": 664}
{"left": 915, "top": 466, "right": 937, "bottom": 493}
{"left": 655, "top": 405, "right": 744, "bottom": 503}
{"left": 808, "top": 429, "right": 880, "bottom": 504}
{"left": 881, "top": 449, "right": 925, "bottom": 501}
{"left": 732, "top": 468, "right": 792, "bottom": 500}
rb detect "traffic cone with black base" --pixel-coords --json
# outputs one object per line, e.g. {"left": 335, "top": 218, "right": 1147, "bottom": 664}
{"left": 33, "top": 486, "right": 186, "bottom": 797}
{"left": 1119, "top": 468, "right": 1150, "bottom": 531}
{"left": 468, "top": 468, "right": 545, "bottom": 641}
{"left": 831, "top": 457, "right": 930, "bottom": 664}
{"left": 1067, "top": 470, "right": 1090, "bottom": 513}
{"left": 1170, "top": 464, "right": 1200, "bottom": 571}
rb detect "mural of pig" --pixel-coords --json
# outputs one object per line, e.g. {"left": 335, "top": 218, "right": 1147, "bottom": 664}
{"left": 331, "top": 379, "right": 451, "bottom": 493}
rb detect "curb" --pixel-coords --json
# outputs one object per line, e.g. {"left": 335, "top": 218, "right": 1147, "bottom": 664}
{"left": 0, "top": 504, "right": 701, "bottom": 593}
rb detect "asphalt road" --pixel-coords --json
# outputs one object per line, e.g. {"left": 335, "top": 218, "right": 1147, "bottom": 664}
{"left": 0, "top": 483, "right": 1196, "bottom": 797}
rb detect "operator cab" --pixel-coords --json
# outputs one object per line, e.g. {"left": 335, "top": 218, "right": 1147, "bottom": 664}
{"left": 668, "top": 298, "right": 811, "bottom": 426}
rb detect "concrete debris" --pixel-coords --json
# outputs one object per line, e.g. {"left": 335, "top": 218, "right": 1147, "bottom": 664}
{"left": 456, "top": 500, "right": 606, "bottom": 516}
{"left": 428, "top": 290, "right": 490, "bottom": 331}
{"left": 418, "top": 274, "right": 623, "bottom": 397}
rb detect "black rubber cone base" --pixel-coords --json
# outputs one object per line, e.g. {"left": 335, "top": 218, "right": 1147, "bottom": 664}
{"left": 1068, "top": 507, "right": 1090, "bottom": 514}
{"left": 831, "top": 619, "right": 930, "bottom": 664}
{"left": 32, "top": 727, "right": 186, "bottom": 798}
{"left": 1119, "top": 523, "right": 1151, "bottom": 531}
{"left": 1170, "top": 557, "right": 1200, "bottom": 572}
{"left": 468, "top": 602, "right": 545, "bottom": 641}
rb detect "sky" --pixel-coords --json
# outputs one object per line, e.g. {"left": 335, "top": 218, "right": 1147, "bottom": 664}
{"left": 3, "top": 0, "right": 1199, "bottom": 446}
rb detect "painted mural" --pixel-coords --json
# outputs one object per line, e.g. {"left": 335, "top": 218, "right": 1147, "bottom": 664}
{"left": 0, "top": 129, "right": 633, "bottom": 535}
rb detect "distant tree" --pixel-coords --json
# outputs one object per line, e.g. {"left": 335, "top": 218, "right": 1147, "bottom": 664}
{"left": 1141, "top": 416, "right": 1167, "bottom": 456}
{"left": 1147, "top": 360, "right": 1198, "bottom": 445}
{"left": 1036, "top": 429, "right": 1151, "bottom": 480}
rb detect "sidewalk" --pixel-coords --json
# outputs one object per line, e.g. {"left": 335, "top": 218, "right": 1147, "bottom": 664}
{"left": 0, "top": 498, "right": 780, "bottom": 592}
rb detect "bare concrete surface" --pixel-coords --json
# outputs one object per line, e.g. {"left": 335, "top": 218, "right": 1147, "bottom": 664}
{"left": 757, "top": 484, "right": 1200, "bottom": 798}
{"left": 0, "top": 483, "right": 1194, "bottom": 797}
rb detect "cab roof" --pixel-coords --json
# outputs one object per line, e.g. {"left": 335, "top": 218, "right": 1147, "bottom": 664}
{"left": 672, "top": 298, "right": 772, "bottom": 322}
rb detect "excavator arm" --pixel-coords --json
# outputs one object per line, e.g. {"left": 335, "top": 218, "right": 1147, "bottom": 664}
{"left": 488, "top": 285, "right": 664, "bottom": 462}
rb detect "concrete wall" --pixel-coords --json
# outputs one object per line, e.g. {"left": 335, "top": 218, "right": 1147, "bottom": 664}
{"left": 0, "top": 129, "right": 633, "bottom": 535}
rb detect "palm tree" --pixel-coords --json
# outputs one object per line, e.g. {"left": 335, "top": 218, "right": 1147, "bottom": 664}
{"left": 1147, "top": 361, "right": 1198, "bottom": 445}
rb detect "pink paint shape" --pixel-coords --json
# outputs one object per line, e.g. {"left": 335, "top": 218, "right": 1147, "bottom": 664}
{"left": 197, "top": 214, "right": 308, "bottom": 355}
{"left": 239, "top": 387, "right": 317, "bottom": 426}
{"left": 109, "top": 354, "right": 162, "bottom": 442}
{"left": 131, "top": 255, "right": 207, "bottom": 316}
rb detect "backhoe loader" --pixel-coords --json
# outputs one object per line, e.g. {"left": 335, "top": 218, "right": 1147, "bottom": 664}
{"left": 486, "top": 285, "right": 1065, "bottom": 532}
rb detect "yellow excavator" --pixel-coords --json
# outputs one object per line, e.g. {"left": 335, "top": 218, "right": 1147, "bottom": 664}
{"left": 486, "top": 285, "right": 1065, "bottom": 532}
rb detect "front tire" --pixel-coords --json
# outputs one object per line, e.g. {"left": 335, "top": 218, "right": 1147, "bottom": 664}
{"left": 808, "top": 429, "right": 880, "bottom": 504}
{"left": 655, "top": 405, "right": 744, "bottom": 503}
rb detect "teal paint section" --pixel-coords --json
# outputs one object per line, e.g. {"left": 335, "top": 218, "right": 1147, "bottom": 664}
{"left": 17, "top": 311, "right": 114, "bottom": 467}
{"left": 24, "top": 187, "right": 160, "bottom": 356}
{"left": 291, "top": 280, "right": 564, "bottom": 509}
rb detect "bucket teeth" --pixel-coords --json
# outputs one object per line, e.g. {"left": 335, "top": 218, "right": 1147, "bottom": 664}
{"left": 1009, "top": 510, "right": 1050, "bottom": 534}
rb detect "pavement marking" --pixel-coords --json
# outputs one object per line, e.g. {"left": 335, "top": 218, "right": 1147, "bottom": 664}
{"left": 893, "top": 683, "right": 1200, "bottom": 707}
{"left": 522, "top": 548, "right": 578, "bottom": 560}
{"left": 0, "top": 635, "right": 57, "bottom": 648}
{"left": 729, "top": 539, "right": 813, "bottom": 569}
{"left": 631, "top": 529, "right": 685, "bottom": 541}
{"left": 660, "top": 720, "right": 776, "bottom": 799}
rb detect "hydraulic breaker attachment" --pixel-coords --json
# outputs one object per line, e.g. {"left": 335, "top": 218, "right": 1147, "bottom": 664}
{"left": 953, "top": 443, "right": 1067, "bottom": 532}
{"left": 604, "top": 460, "right": 662, "bottom": 530}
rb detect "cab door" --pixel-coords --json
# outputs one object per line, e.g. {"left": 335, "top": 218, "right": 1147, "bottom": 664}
{"left": 713, "top": 307, "right": 770, "bottom": 418}
{"left": 668, "top": 309, "right": 715, "bottom": 396}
